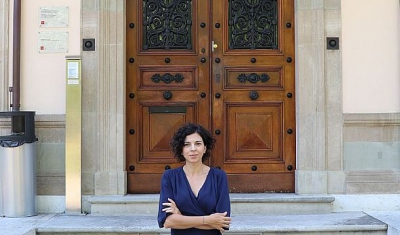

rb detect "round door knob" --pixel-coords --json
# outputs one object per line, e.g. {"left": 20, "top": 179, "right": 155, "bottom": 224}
{"left": 215, "top": 130, "right": 221, "bottom": 135}
{"left": 165, "top": 165, "right": 171, "bottom": 170}
{"left": 216, "top": 166, "right": 221, "bottom": 169}
{"left": 286, "top": 57, "right": 292, "bottom": 63}
{"left": 287, "top": 129, "right": 293, "bottom": 134}
{"left": 129, "top": 129, "right": 135, "bottom": 135}
{"left": 163, "top": 91, "right": 172, "bottom": 100}
{"left": 287, "top": 165, "right": 293, "bottom": 171}
{"left": 286, "top": 22, "right": 292, "bottom": 28}
{"left": 129, "top": 58, "right": 134, "bottom": 63}
{"left": 201, "top": 58, "right": 206, "bottom": 63}
{"left": 200, "top": 93, "right": 206, "bottom": 98}
{"left": 287, "top": 92, "right": 293, "bottom": 98}
{"left": 165, "top": 58, "right": 171, "bottom": 63}
{"left": 200, "top": 22, "right": 206, "bottom": 28}
{"left": 249, "top": 91, "right": 258, "bottom": 100}
{"left": 129, "top": 93, "right": 135, "bottom": 99}
{"left": 129, "top": 23, "right": 135, "bottom": 28}
{"left": 251, "top": 58, "right": 257, "bottom": 63}
{"left": 213, "top": 43, "right": 218, "bottom": 49}
{"left": 215, "top": 58, "right": 220, "bottom": 63}
{"left": 129, "top": 165, "right": 135, "bottom": 171}
{"left": 251, "top": 165, "right": 258, "bottom": 171}
{"left": 215, "top": 93, "right": 221, "bottom": 98}
{"left": 215, "top": 23, "right": 220, "bottom": 28}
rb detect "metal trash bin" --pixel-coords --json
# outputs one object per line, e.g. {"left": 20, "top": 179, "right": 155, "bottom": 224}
{"left": 0, "top": 111, "right": 38, "bottom": 217}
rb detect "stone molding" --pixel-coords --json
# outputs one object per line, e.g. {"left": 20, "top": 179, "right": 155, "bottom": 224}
{"left": 346, "top": 170, "right": 400, "bottom": 194}
{"left": 344, "top": 113, "right": 400, "bottom": 142}
{"left": 344, "top": 113, "right": 400, "bottom": 126}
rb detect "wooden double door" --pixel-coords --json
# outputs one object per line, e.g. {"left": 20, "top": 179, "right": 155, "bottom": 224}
{"left": 126, "top": 0, "right": 295, "bottom": 193}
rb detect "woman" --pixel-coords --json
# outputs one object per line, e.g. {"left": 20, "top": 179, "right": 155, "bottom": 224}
{"left": 157, "top": 123, "right": 231, "bottom": 234}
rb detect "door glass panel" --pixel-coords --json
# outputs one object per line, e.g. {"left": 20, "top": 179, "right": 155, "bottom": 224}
{"left": 142, "top": 0, "right": 193, "bottom": 50}
{"left": 228, "top": 0, "right": 278, "bottom": 49}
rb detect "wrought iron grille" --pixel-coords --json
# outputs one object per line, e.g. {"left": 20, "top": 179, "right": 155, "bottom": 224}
{"left": 142, "top": 0, "right": 193, "bottom": 50}
{"left": 228, "top": 0, "right": 278, "bottom": 49}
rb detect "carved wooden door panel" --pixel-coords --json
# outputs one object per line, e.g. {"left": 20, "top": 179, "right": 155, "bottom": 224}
{"left": 126, "top": 0, "right": 295, "bottom": 193}
{"left": 126, "top": 0, "right": 211, "bottom": 193}
{"left": 211, "top": 0, "right": 296, "bottom": 192}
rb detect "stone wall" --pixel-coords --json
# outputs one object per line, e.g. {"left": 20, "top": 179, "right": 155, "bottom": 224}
{"left": 344, "top": 113, "right": 400, "bottom": 193}
{"left": 36, "top": 115, "right": 66, "bottom": 195}
{"left": 1, "top": 1, "right": 400, "bottom": 205}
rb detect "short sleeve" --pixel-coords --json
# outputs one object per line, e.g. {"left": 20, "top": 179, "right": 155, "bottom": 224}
{"left": 157, "top": 170, "right": 173, "bottom": 228}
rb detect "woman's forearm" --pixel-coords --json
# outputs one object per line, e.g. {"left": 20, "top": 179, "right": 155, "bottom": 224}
{"left": 163, "top": 214, "right": 205, "bottom": 229}
{"left": 164, "top": 212, "right": 230, "bottom": 232}
{"left": 194, "top": 224, "right": 215, "bottom": 230}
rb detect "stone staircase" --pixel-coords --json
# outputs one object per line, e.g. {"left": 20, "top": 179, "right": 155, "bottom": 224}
{"left": 2, "top": 194, "right": 397, "bottom": 235}
{"left": 88, "top": 193, "right": 335, "bottom": 215}
{"left": 34, "top": 212, "right": 387, "bottom": 235}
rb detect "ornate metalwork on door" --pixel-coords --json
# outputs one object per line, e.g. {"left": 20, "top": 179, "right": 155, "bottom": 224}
{"left": 142, "top": 0, "right": 193, "bottom": 50}
{"left": 237, "top": 73, "right": 270, "bottom": 83}
{"left": 228, "top": 0, "right": 278, "bottom": 49}
{"left": 151, "top": 73, "right": 184, "bottom": 84}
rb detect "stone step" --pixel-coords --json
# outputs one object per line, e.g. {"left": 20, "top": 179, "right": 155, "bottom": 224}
{"left": 88, "top": 193, "right": 335, "bottom": 215}
{"left": 4, "top": 212, "right": 400, "bottom": 235}
{"left": 28, "top": 212, "right": 387, "bottom": 235}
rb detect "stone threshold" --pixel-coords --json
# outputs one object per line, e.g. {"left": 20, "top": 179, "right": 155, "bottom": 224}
{"left": 88, "top": 193, "right": 336, "bottom": 215}
{"left": 88, "top": 193, "right": 336, "bottom": 204}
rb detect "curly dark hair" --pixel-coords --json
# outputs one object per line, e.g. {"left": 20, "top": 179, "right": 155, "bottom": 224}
{"left": 170, "top": 123, "right": 216, "bottom": 162}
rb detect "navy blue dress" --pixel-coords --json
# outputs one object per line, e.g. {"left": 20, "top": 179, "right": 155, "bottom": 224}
{"left": 157, "top": 166, "right": 231, "bottom": 235}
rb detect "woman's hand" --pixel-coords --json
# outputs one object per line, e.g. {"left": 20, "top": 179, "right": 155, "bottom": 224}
{"left": 162, "top": 198, "right": 181, "bottom": 215}
{"left": 204, "top": 211, "right": 231, "bottom": 233}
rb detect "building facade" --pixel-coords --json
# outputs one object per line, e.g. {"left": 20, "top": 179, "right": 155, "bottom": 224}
{"left": 0, "top": 0, "right": 399, "bottom": 214}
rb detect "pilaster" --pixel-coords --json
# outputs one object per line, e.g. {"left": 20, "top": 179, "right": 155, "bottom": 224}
{"left": 295, "top": 0, "right": 344, "bottom": 194}
{"left": 324, "top": 0, "right": 345, "bottom": 194}
{"left": 82, "top": 0, "right": 126, "bottom": 196}
{"left": 96, "top": 0, "right": 126, "bottom": 195}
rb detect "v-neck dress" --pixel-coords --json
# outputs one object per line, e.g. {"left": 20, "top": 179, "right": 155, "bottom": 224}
{"left": 157, "top": 166, "right": 231, "bottom": 235}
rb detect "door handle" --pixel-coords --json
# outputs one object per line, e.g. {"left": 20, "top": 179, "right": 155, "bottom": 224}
{"left": 163, "top": 91, "right": 172, "bottom": 100}
{"left": 212, "top": 41, "right": 218, "bottom": 52}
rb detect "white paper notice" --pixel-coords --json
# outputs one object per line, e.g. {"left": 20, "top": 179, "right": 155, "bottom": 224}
{"left": 39, "top": 6, "right": 69, "bottom": 27}
{"left": 67, "top": 62, "right": 79, "bottom": 79}
{"left": 67, "top": 80, "right": 79, "bottom": 85}
{"left": 38, "top": 31, "right": 68, "bottom": 53}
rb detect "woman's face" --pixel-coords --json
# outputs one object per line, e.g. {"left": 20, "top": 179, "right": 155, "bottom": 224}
{"left": 182, "top": 132, "right": 206, "bottom": 163}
